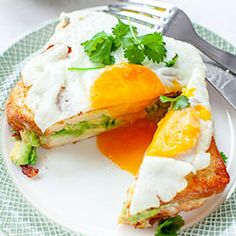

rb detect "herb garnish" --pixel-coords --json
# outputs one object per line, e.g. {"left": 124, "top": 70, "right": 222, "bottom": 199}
{"left": 155, "top": 215, "right": 185, "bottom": 236}
{"left": 160, "top": 95, "right": 190, "bottom": 110}
{"left": 81, "top": 31, "right": 115, "bottom": 65}
{"left": 165, "top": 53, "right": 179, "bottom": 67}
{"left": 68, "top": 66, "right": 104, "bottom": 71}
{"left": 81, "top": 18, "right": 177, "bottom": 66}
{"left": 220, "top": 151, "right": 228, "bottom": 163}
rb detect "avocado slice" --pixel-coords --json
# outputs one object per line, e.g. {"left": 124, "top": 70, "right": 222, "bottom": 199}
{"left": 11, "top": 130, "right": 40, "bottom": 166}
{"left": 20, "top": 130, "right": 40, "bottom": 147}
{"left": 29, "top": 147, "right": 37, "bottom": 165}
{"left": 10, "top": 141, "right": 36, "bottom": 166}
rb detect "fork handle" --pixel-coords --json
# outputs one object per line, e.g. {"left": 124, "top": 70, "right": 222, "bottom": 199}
{"left": 188, "top": 32, "right": 236, "bottom": 75}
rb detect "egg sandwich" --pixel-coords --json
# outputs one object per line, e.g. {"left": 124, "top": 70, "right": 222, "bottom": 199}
{"left": 6, "top": 10, "right": 229, "bottom": 228}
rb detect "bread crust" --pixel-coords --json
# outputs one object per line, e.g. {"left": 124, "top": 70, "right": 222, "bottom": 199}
{"left": 6, "top": 80, "right": 42, "bottom": 134}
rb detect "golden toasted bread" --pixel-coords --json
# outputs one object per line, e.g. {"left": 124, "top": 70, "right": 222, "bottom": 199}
{"left": 119, "top": 138, "right": 230, "bottom": 228}
{"left": 6, "top": 79, "right": 156, "bottom": 148}
{"left": 6, "top": 80, "right": 41, "bottom": 134}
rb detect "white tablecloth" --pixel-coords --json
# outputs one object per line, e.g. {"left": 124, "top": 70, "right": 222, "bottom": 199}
{"left": 0, "top": 0, "right": 235, "bottom": 235}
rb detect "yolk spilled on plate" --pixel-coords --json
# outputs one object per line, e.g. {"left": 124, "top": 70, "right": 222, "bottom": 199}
{"left": 96, "top": 118, "right": 157, "bottom": 175}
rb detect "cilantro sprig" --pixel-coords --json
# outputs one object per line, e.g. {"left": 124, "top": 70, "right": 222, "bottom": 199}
{"left": 160, "top": 95, "right": 190, "bottom": 110}
{"left": 124, "top": 31, "right": 167, "bottom": 64}
{"left": 68, "top": 66, "right": 104, "bottom": 71}
{"left": 165, "top": 53, "right": 179, "bottom": 67}
{"left": 81, "top": 18, "right": 177, "bottom": 66}
{"left": 81, "top": 31, "right": 115, "bottom": 65}
{"left": 155, "top": 215, "right": 185, "bottom": 236}
{"left": 220, "top": 152, "right": 228, "bottom": 163}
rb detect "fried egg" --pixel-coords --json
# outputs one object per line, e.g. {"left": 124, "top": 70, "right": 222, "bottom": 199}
{"left": 22, "top": 11, "right": 206, "bottom": 133}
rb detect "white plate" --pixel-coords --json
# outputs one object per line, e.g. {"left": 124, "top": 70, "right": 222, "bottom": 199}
{"left": 1, "top": 6, "right": 236, "bottom": 236}
{"left": 1, "top": 82, "right": 236, "bottom": 236}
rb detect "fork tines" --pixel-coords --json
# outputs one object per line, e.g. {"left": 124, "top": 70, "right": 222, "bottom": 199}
{"left": 108, "top": 0, "right": 175, "bottom": 30}
{"left": 119, "top": 0, "right": 173, "bottom": 10}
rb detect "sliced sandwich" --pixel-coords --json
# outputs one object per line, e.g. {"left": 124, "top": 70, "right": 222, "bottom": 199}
{"left": 6, "top": 10, "right": 229, "bottom": 228}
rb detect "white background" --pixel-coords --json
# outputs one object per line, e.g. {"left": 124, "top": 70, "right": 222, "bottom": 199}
{"left": 0, "top": 0, "right": 235, "bottom": 235}
{"left": 0, "top": 0, "right": 235, "bottom": 50}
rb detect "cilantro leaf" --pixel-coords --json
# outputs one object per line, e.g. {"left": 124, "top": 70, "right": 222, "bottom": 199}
{"left": 160, "top": 95, "right": 190, "bottom": 110}
{"left": 220, "top": 152, "right": 228, "bottom": 163}
{"left": 112, "top": 19, "right": 130, "bottom": 39}
{"left": 141, "top": 32, "right": 167, "bottom": 63}
{"left": 165, "top": 53, "right": 179, "bottom": 67}
{"left": 81, "top": 31, "right": 106, "bottom": 53}
{"left": 112, "top": 19, "right": 137, "bottom": 50}
{"left": 123, "top": 31, "right": 167, "bottom": 64}
{"left": 124, "top": 42, "right": 145, "bottom": 64}
{"left": 172, "top": 96, "right": 190, "bottom": 110}
{"left": 81, "top": 32, "right": 114, "bottom": 65}
{"left": 155, "top": 215, "right": 185, "bottom": 236}
{"left": 159, "top": 95, "right": 175, "bottom": 103}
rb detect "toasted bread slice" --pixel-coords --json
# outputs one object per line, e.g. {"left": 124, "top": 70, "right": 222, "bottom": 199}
{"left": 119, "top": 138, "right": 230, "bottom": 228}
{"left": 6, "top": 80, "right": 41, "bottom": 134}
{"left": 6, "top": 79, "right": 162, "bottom": 148}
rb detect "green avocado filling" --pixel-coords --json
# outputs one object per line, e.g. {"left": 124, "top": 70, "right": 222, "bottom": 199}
{"left": 11, "top": 115, "right": 116, "bottom": 166}
{"left": 122, "top": 206, "right": 160, "bottom": 225}
{"left": 10, "top": 131, "right": 40, "bottom": 166}
{"left": 21, "top": 130, "right": 40, "bottom": 147}
{"left": 128, "top": 209, "right": 160, "bottom": 224}
{"left": 52, "top": 115, "right": 117, "bottom": 137}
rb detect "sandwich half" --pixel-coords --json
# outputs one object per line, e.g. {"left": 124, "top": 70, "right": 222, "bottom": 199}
{"left": 119, "top": 57, "right": 230, "bottom": 227}
{"left": 6, "top": 11, "right": 167, "bottom": 167}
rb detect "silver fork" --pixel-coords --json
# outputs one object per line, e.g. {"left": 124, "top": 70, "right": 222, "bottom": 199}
{"left": 107, "top": 0, "right": 236, "bottom": 75}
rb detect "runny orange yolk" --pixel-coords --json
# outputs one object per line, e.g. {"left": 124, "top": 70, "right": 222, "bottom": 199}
{"left": 96, "top": 119, "right": 157, "bottom": 175}
{"left": 165, "top": 79, "right": 182, "bottom": 93}
{"left": 90, "top": 63, "right": 166, "bottom": 110}
{"left": 146, "top": 108, "right": 201, "bottom": 157}
{"left": 195, "top": 105, "right": 211, "bottom": 121}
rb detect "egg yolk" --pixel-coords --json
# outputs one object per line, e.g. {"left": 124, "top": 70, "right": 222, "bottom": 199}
{"left": 96, "top": 119, "right": 157, "bottom": 175}
{"left": 165, "top": 79, "right": 182, "bottom": 93}
{"left": 182, "top": 87, "right": 196, "bottom": 97}
{"left": 195, "top": 105, "right": 211, "bottom": 121}
{"left": 146, "top": 108, "right": 200, "bottom": 157}
{"left": 90, "top": 63, "right": 166, "bottom": 110}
